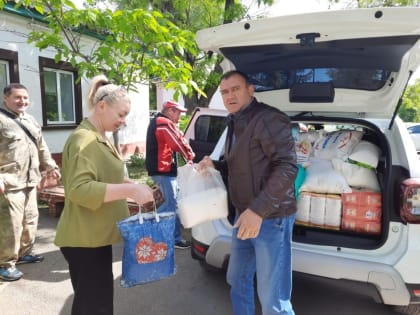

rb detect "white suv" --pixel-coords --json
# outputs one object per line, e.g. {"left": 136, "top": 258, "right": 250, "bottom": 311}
{"left": 183, "top": 7, "right": 420, "bottom": 312}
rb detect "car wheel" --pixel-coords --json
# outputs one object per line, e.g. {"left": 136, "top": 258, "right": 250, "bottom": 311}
{"left": 392, "top": 305, "right": 420, "bottom": 315}
{"left": 199, "top": 260, "right": 225, "bottom": 273}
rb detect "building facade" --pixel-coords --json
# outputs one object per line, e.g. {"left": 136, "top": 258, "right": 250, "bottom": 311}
{"left": 0, "top": 4, "right": 149, "bottom": 163}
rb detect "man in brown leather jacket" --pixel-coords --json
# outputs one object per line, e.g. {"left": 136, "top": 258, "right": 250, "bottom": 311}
{"left": 200, "top": 70, "right": 297, "bottom": 315}
{"left": 0, "top": 83, "right": 60, "bottom": 281}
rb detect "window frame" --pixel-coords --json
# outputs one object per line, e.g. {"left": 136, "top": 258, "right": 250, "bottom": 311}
{"left": 194, "top": 114, "right": 227, "bottom": 144}
{"left": 39, "top": 57, "right": 82, "bottom": 129}
{"left": 0, "top": 48, "right": 19, "bottom": 89}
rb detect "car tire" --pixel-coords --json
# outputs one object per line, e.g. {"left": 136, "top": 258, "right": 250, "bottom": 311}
{"left": 199, "top": 260, "right": 225, "bottom": 273}
{"left": 392, "top": 305, "right": 420, "bottom": 315}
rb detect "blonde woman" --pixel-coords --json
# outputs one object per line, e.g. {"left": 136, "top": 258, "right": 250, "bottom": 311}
{"left": 55, "top": 75, "right": 153, "bottom": 315}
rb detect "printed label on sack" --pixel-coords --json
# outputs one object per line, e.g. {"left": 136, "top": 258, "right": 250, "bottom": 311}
{"left": 135, "top": 237, "right": 168, "bottom": 264}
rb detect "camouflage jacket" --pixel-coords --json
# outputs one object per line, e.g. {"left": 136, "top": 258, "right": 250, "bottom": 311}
{"left": 0, "top": 106, "right": 58, "bottom": 191}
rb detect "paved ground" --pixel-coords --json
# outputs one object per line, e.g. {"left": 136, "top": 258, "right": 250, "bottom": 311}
{"left": 1, "top": 206, "right": 409, "bottom": 315}
{"left": 0, "top": 206, "right": 229, "bottom": 315}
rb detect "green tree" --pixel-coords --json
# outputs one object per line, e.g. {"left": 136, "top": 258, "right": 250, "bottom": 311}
{"left": 0, "top": 0, "right": 205, "bottom": 150}
{"left": 1, "top": 0, "right": 202, "bottom": 100}
{"left": 112, "top": 0, "right": 274, "bottom": 110}
{"left": 329, "top": 0, "right": 419, "bottom": 8}
{"left": 400, "top": 79, "right": 420, "bottom": 122}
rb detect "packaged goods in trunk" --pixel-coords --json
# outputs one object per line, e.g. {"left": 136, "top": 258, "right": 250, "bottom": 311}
{"left": 341, "top": 218, "right": 381, "bottom": 235}
{"left": 294, "top": 125, "right": 384, "bottom": 237}
{"left": 342, "top": 189, "right": 382, "bottom": 207}
{"left": 342, "top": 204, "right": 381, "bottom": 222}
{"left": 296, "top": 192, "right": 342, "bottom": 230}
{"left": 295, "top": 192, "right": 311, "bottom": 225}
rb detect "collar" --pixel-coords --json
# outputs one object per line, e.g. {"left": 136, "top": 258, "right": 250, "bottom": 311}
{"left": 1, "top": 104, "right": 23, "bottom": 118}
{"left": 80, "top": 118, "right": 122, "bottom": 159}
{"left": 230, "top": 97, "right": 256, "bottom": 120}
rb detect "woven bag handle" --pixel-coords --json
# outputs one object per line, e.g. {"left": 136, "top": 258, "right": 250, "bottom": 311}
{"left": 138, "top": 202, "right": 160, "bottom": 224}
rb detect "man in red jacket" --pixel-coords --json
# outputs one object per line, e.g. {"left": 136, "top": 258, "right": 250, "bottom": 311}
{"left": 146, "top": 100, "right": 195, "bottom": 248}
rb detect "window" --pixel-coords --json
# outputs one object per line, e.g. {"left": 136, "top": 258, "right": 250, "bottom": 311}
{"left": 195, "top": 115, "right": 226, "bottom": 144}
{"left": 0, "top": 60, "right": 9, "bottom": 93}
{"left": 247, "top": 68, "right": 391, "bottom": 92}
{"left": 408, "top": 125, "right": 420, "bottom": 134}
{"left": 43, "top": 68, "right": 75, "bottom": 124}
{"left": 0, "top": 48, "right": 19, "bottom": 92}
{"left": 221, "top": 36, "right": 416, "bottom": 93}
{"left": 39, "top": 57, "right": 82, "bottom": 128}
{"left": 189, "top": 114, "right": 227, "bottom": 163}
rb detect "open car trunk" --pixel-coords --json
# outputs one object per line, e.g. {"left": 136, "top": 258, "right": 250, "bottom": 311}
{"left": 290, "top": 116, "right": 396, "bottom": 250}
{"left": 185, "top": 108, "right": 400, "bottom": 250}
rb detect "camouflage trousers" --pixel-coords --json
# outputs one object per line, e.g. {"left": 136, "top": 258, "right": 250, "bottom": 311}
{"left": 0, "top": 187, "right": 38, "bottom": 268}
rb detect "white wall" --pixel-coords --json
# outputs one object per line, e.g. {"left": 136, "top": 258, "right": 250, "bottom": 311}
{"left": 0, "top": 10, "right": 149, "bottom": 154}
{"left": 156, "top": 82, "right": 185, "bottom": 111}
{"left": 119, "top": 86, "right": 149, "bottom": 145}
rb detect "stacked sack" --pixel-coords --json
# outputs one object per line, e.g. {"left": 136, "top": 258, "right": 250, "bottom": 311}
{"left": 294, "top": 127, "right": 382, "bottom": 235}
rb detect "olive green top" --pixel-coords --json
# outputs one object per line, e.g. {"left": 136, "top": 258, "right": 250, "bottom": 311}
{"left": 54, "top": 119, "right": 129, "bottom": 248}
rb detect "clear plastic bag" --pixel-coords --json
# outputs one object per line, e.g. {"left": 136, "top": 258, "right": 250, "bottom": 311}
{"left": 177, "top": 164, "right": 228, "bottom": 228}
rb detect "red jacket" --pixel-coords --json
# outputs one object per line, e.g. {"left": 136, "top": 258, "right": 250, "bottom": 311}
{"left": 146, "top": 113, "right": 195, "bottom": 176}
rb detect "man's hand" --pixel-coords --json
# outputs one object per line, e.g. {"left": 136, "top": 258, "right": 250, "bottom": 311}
{"left": 38, "top": 169, "right": 62, "bottom": 190}
{"left": 48, "top": 169, "right": 61, "bottom": 180}
{"left": 234, "top": 209, "right": 263, "bottom": 240}
{"left": 197, "top": 155, "right": 214, "bottom": 171}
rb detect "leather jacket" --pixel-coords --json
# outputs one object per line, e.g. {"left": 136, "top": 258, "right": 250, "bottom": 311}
{"left": 216, "top": 99, "right": 297, "bottom": 219}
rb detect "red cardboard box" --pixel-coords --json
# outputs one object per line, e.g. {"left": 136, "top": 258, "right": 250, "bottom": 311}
{"left": 342, "top": 204, "right": 381, "bottom": 222}
{"left": 341, "top": 218, "right": 381, "bottom": 235}
{"left": 342, "top": 189, "right": 381, "bottom": 207}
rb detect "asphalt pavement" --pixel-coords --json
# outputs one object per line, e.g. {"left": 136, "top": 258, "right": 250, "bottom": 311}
{"left": 0, "top": 206, "right": 230, "bottom": 315}
{"left": 1, "top": 207, "right": 406, "bottom": 315}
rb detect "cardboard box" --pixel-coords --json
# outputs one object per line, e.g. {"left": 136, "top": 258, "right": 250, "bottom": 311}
{"left": 342, "top": 204, "right": 381, "bottom": 222}
{"left": 341, "top": 218, "right": 381, "bottom": 235}
{"left": 342, "top": 189, "right": 381, "bottom": 207}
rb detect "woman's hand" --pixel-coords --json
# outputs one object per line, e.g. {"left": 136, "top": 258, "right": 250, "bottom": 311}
{"left": 131, "top": 183, "right": 154, "bottom": 206}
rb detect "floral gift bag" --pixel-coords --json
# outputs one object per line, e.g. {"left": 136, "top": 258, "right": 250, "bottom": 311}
{"left": 117, "top": 209, "right": 176, "bottom": 287}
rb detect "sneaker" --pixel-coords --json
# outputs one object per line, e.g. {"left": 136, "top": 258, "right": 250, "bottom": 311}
{"left": 175, "top": 240, "right": 191, "bottom": 249}
{"left": 0, "top": 266, "right": 23, "bottom": 281}
{"left": 17, "top": 254, "right": 44, "bottom": 265}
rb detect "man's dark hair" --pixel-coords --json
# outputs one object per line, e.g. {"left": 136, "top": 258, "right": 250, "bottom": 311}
{"left": 3, "top": 83, "right": 27, "bottom": 96}
{"left": 220, "top": 70, "right": 251, "bottom": 86}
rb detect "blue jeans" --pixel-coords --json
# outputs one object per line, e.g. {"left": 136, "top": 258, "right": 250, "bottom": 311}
{"left": 227, "top": 214, "right": 296, "bottom": 315}
{"left": 151, "top": 175, "right": 182, "bottom": 243}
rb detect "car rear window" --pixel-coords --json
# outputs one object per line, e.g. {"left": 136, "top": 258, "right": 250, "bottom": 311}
{"left": 247, "top": 68, "right": 391, "bottom": 92}
{"left": 219, "top": 35, "right": 419, "bottom": 93}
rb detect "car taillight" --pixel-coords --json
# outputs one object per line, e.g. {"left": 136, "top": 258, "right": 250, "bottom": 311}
{"left": 193, "top": 242, "right": 206, "bottom": 254}
{"left": 401, "top": 178, "right": 420, "bottom": 223}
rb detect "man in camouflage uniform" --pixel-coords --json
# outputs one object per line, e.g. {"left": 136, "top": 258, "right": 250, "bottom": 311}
{"left": 0, "top": 83, "right": 60, "bottom": 281}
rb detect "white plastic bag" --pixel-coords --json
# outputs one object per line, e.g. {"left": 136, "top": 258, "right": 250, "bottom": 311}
{"left": 177, "top": 164, "right": 228, "bottom": 228}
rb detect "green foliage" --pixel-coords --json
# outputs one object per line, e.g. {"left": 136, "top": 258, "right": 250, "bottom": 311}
{"left": 128, "top": 154, "right": 146, "bottom": 167}
{"left": 179, "top": 113, "right": 191, "bottom": 132}
{"left": 126, "top": 154, "right": 153, "bottom": 185}
{"left": 400, "top": 79, "right": 420, "bottom": 122}
{"left": 353, "top": 0, "right": 418, "bottom": 7}
{"left": 110, "top": 0, "right": 275, "bottom": 109}
{"left": 9, "top": 0, "right": 202, "bottom": 98}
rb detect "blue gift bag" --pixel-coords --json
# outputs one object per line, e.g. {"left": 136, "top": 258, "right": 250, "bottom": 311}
{"left": 117, "top": 210, "right": 176, "bottom": 288}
